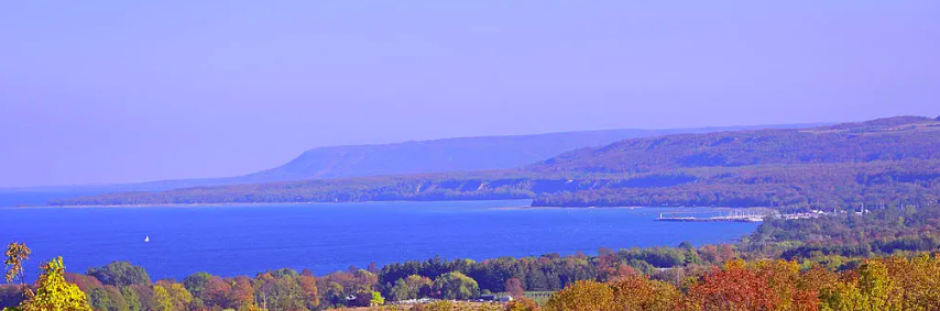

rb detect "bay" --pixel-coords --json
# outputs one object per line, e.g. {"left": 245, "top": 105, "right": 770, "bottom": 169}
{"left": 0, "top": 199, "right": 757, "bottom": 281}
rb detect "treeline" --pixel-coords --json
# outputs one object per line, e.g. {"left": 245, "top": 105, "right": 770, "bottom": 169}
{"left": 1, "top": 260, "right": 327, "bottom": 311}
{"left": 0, "top": 246, "right": 731, "bottom": 311}
{"left": 8, "top": 252, "right": 940, "bottom": 311}
{"left": 538, "top": 255, "right": 940, "bottom": 311}
{"left": 531, "top": 160, "right": 940, "bottom": 210}
{"left": 49, "top": 160, "right": 940, "bottom": 212}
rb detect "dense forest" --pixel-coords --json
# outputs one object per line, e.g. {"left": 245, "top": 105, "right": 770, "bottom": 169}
{"left": 53, "top": 116, "right": 940, "bottom": 211}
{"left": 5, "top": 202, "right": 940, "bottom": 310}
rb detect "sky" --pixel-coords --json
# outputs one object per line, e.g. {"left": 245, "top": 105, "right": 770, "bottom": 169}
{"left": 1, "top": 1, "right": 939, "bottom": 188}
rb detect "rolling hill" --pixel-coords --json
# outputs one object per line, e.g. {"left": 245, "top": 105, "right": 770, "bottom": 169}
{"left": 52, "top": 116, "right": 940, "bottom": 210}
{"left": 229, "top": 124, "right": 824, "bottom": 183}
{"left": 7, "top": 124, "right": 817, "bottom": 195}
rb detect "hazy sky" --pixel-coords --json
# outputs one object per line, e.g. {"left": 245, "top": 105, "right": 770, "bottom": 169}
{"left": 1, "top": 1, "right": 939, "bottom": 187}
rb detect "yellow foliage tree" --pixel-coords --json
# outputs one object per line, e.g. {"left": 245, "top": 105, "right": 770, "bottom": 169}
{"left": 544, "top": 280, "right": 614, "bottom": 311}
{"left": 610, "top": 276, "right": 680, "bottom": 311}
{"left": 15, "top": 257, "right": 91, "bottom": 311}
{"left": 152, "top": 285, "right": 173, "bottom": 311}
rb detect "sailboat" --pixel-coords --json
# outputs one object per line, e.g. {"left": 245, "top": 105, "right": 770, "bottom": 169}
{"left": 144, "top": 236, "right": 150, "bottom": 243}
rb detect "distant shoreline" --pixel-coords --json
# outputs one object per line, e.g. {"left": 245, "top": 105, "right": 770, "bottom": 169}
{"left": 492, "top": 205, "right": 642, "bottom": 210}
{"left": 6, "top": 201, "right": 771, "bottom": 212}
{"left": 4, "top": 199, "right": 538, "bottom": 209}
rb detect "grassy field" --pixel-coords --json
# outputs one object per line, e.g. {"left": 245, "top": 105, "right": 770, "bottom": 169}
{"left": 331, "top": 301, "right": 504, "bottom": 311}
{"left": 523, "top": 291, "right": 554, "bottom": 305}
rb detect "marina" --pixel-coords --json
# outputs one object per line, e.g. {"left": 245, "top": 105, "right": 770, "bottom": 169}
{"left": 655, "top": 209, "right": 825, "bottom": 223}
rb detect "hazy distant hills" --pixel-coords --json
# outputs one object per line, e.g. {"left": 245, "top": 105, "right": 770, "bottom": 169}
{"left": 53, "top": 116, "right": 940, "bottom": 210}
{"left": 236, "top": 125, "right": 822, "bottom": 183}
{"left": 7, "top": 124, "right": 821, "bottom": 195}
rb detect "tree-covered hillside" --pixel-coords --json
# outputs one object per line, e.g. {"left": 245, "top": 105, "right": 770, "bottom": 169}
{"left": 14, "top": 124, "right": 811, "bottom": 196}
{"left": 52, "top": 116, "right": 940, "bottom": 210}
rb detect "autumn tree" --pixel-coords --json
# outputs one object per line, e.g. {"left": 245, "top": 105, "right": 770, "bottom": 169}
{"left": 152, "top": 285, "right": 173, "bottom": 311}
{"left": 885, "top": 254, "right": 940, "bottom": 311}
{"left": 610, "top": 276, "right": 679, "bottom": 311}
{"left": 683, "top": 259, "right": 775, "bottom": 311}
{"left": 202, "top": 275, "right": 232, "bottom": 308}
{"left": 854, "top": 260, "right": 902, "bottom": 310}
{"left": 16, "top": 257, "right": 92, "bottom": 311}
{"left": 753, "top": 259, "right": 819, "bottom": 311}
{"left": 544, "top": 280, "right": 614, "bottom": 311}
{"left": 154, "top": 280, "right": 193, "bottom": 311}
{"left": 297, "top": 274, "right": 319, "bottom": 310}
{"left": 3, "top": 243, "right": 30, "bottom": 286}
{"left": 2, "top": 243, "right": 31, "bottom": 311}
{"left": 504, "top": 278, "right": 524, "bottom": 300}
{"left": 229, "top": 276, "right": 255, "bottom": 309}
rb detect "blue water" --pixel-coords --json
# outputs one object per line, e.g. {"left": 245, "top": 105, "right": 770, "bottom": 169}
{"left": 0, "top": 199, "right": 757, "bottom": 281}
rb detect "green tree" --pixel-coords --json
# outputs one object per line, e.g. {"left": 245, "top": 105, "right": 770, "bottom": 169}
{"left": 87, "top": 261, "right": 152, "bottom": 287}
{"left": 389, "top": 279, "right": 411, "bottom": 301}
{"left": 369, "top": 291, "right": 384, "bottom": 306}
{"left": 120, "top": 287, "right": 141, "bottom": 311}
{"left": 254, "top": 276, "right": 307, "bottom": 311}
{"left": 432, "top": 272, "right": 480, "bottom": 300}
{"left": 182, "top": 272, "right": 212, "bottom": 298}
{"left": 89, "top": 288, "right": 112, "bottom": 311}
{"left": 89, "top": 287, "right": 128, "bottom": 311}
{"left": 404, "top": 275, "right": 432, "bottom": 298}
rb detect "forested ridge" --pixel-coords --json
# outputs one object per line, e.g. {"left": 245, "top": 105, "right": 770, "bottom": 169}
{"left": 23, "top": 125, "right": 808, "bottom": 194}
{"left": 52, "top": 116, "right": 940, "bottom": 210}
{"left": 7, "top": 200, "right": 940, "bottom": 310}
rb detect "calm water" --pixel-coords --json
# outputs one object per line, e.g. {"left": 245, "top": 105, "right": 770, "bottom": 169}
{"left": 0, "top": 198, "right": 757, "bottom": 281}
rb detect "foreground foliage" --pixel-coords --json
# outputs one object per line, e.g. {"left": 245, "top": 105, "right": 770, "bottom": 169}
{"left": 544, "top": 255, "right": 940, "bottom": 311}
{"left": 10, "top": 185, "right": 940, "bottom": 310}
{"left": 2, "top": 254, "right": 91, "bottom": 311}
